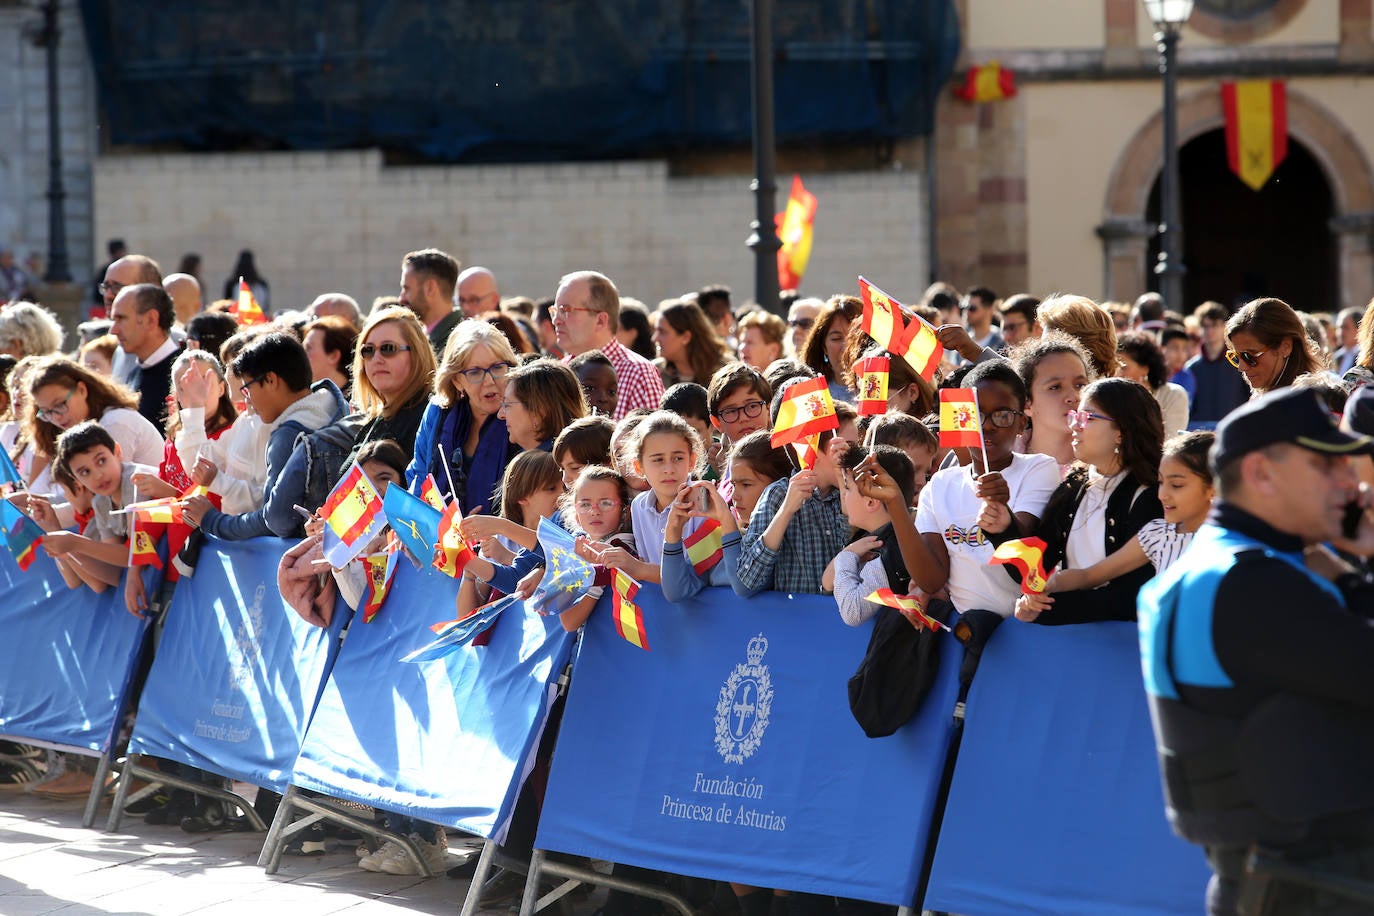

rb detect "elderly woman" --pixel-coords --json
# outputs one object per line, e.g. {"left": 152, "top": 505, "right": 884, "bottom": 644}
{"left": 0, "top": 301, "right": 64, "bottom": 359}
{"left": 406, "top": 319, "right": 522, "bottom": 514}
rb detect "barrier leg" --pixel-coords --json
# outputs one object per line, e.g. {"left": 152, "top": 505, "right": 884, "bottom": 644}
{"left": 257, "top": 784, "right": 301, "bottom": 871}
{"left": 81, "top": 753, "right": 113, "bottom": 829}
{"left": 517, "top": 848, "right": 547, "bottom": 916}
{"left": 459, "top": 839, "right": 499, "bottom": 916}
{"left": 535, "top": 855, "right": 694, "bottom": 916}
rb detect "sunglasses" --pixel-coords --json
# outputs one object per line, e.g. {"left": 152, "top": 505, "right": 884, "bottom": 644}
{"left": 1225, "top": 347, "right": 1267, "bottom": 369}
{"left": 360, "top": 342, "right": 412, "bottom": 360}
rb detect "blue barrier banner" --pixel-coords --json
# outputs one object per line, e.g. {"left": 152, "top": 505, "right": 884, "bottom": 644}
{"left": 0, "top": 551, "right": 150, "bottom": 754}
{"left": 128, "top": 537, "right": 347, "bottom": 791}
{"left": 290, "top": 560, "right": 576, "bottom": 842}
{"left": 923, "top": 621, "right": 1211, "bottom": 916}
{"left": 536, "top": 587, "right": 962, "bottom": 905}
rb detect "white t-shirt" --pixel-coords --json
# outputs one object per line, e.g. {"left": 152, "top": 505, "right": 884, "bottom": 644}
{"left": 100, "top": 406, "right": 164, "bottom": 468}
{"left": 915, "top": 451, "right": 1060, "bottom": 616}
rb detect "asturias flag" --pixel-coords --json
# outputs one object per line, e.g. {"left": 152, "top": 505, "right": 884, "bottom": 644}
{"left": 938, "top": 388, "right": 983, "bottom": 450}
{"left": 854, "top": 355, "right": 890, "bottom": 417}
{"left": 771, "top": 376, "right": 838, "bottom": 449}
{"left": 0, "top": 501, "right": 43, "bottom": 571}
{"left": 1222, "top": 80, "right": 1288, "bottom": 191}
{"left": 233, "top": 277, "right": 268, "bottom": 326}
{"left": 775, "top": 175, "right": 817, "bottom": 292}
{"left": 382, "top": 483, "right": 442, "bottom": 568}
{"left": 320, "top": 460, "right": 386, "bottom": 568}
{"left": 0, "top": 447, "right": 23, "bottom": 491}
{"left": 989, "top": 536, "right": 1051, "bottom": 594}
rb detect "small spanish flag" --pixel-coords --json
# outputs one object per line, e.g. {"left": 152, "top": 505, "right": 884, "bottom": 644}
{"left": 1221, "top": 80, "right": 1288, "bottom": 191}
{"left": 321, "top": 460, "right": 387, "bottom": 567}
{"left": 854, "top": 355, "right": 890, "bottom": 417}
{"left": 989, "top": 536, "right": 1051, "bottom": 595}
{"left": 865, "top": 588, "right": 948, "bottom": 632}
{"left": 771, "top": 375, "right": 838, "bottom": 448}
{"left": 611, "top": 568, "right": 649, "bottom": 651}
{"left": 683, "top": 519, "right": 724, "bottom": 576}
{"left": 895, "top": 310, "right": 944, "bottom": 382}
{"left": 954, "top": 61, "right": 1016, "bottom": 103}
{"left": 122, "top": 496, "right": 185, "bottom": 525}
{"left": 791, "top": 437, "right": 820, "bottom": 470}
{"left": 360, "top": 545, "right": 399, "bottom": 623}
{"left": 776, "top": 175, "right": 817, "bottom": 292}
{"left": 433, "top": 501, "right": 477, "bottom": 578}
{"left": 858, "top": 277, "right": 907, "bottom": 355}
{"left": 233, "top": 277, "right": 268, "bottom": 326}
{"left": 939, "top": 388, "right": 983, "bottom": 450}
{"left": 418, "top": 474, "right": 446, "bottom": 511}
{"left": 129, "top": 517, "right": 163, "bottom": 569}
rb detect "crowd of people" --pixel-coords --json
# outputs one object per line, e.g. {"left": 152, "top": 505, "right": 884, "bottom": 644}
{"left": 2, "top": 250, "right": 1373, "bottom": 915}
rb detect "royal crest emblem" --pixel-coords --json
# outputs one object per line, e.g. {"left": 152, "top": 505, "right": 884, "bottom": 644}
{"left": 715, "top": 633, "right": 773, "bottom": 764}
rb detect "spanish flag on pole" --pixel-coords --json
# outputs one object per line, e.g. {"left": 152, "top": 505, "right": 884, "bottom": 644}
{"left": 418, "top": 474, "right": 446, "bottom": 511}
{"left": 989, "top": 536, "right": 1051, "bottom": 594}
{"left": 771, "top": 375, "right": 838, "bottom": 449}
{"left": 233, "top": 277, "right": 268, "bottom": 326}
{"left": 1222, "top": 80, "right": 1288, "bottom": 191}
{"left": 611, "top": 568, "right": 649, "bottom": 651}
{"left": 776, "top": 175, "right": 817, "bottom": 292}
{"left": 321, "top": 460, "right": 386, "bottom": 568}
{"left": 858, "top": 277, "right": 906, "bottom": 354}
{"left": 939, "top": 388, "right": 983, "bottom": 449}
{"left": 954, "top": 61, "right": 1016, "bottom": 103}
{"left": 683, "top": 519, "right": 724, "bottom": 576}
{"left": 360, "top": 544, "right": 400, "bottom": 623}
{"left": 895, "top": 311, "right": 944, "bottom": 382}
{"left": 122, "top": 496, "right": 185, "bottom": 525}
{"left": 854, "top": 355, "right": 890, "bottom": 417}
{"left": 433, "top": 501, "right": 477, "bottom": 578}
{"left": 865, "top": 588, "right": 949, "bottom": 632}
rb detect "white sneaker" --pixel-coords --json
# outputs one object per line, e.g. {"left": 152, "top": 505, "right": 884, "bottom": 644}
{"left": 358, "top": 840, "right": 405, "bottom": 873}
{"left": 378, "top": 832, "right": 448, "bottom": 876}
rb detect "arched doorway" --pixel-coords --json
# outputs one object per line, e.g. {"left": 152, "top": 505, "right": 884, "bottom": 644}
{"left": 1144, "top": 130, "right": 1336, "bottom": 311}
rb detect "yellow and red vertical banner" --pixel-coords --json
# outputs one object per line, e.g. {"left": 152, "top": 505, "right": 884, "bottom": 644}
{"left": 954, "top": 61, "right": 1016, "bottom": 103}
{"left": 1221, "top": 80, "right": 1288, "bottom": 191}
{"left": 854, "top": 355, "right": 890, "bottom": 417}
{"left": 129, "top": 512, "right": 164, "bottom": 569}
{"left": 776, "top": 175, "right": 817, "bottom": 292}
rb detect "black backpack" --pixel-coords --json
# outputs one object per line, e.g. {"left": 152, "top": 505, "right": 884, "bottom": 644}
{"left": 847, "top": 605, "right": 942, "bottom": 738}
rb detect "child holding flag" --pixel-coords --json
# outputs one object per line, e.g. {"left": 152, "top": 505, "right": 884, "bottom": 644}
{"left": 30, "top": 421, "right": 156, "bottom": 594}
{"left": 825, "top": 445, "right": 919, "bottom": 625}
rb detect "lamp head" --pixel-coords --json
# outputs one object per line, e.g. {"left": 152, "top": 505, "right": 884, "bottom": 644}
{"left": 1142, "top": 0, "right": 1195, "bottom": 32}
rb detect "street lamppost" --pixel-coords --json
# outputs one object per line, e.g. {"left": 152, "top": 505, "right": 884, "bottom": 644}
{"left": 746, "top": 0, "right": 781, "bottom": 315}
{"left": 1142, "top": 0, "right": 1194, "bottom": 312}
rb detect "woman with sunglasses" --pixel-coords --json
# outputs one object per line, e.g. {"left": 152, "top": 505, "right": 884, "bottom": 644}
{"left": 1224, "top": 297, "right": 1325, "bottom": 395}
{"left": 344, "top": 307, "right": 437, "bottom": 465}
{"left": 407, "top": 319, "right": 523, "bottom": 514}
{"left": 984, "top": 378, "right": 1164, "bottom": 625}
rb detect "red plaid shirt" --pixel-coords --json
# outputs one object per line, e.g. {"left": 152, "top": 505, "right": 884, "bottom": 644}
{"left": 590, "top": 336, "right": 665, "bottom": 421}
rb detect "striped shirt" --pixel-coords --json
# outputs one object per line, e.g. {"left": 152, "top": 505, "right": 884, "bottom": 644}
{"left": 1136, "top": 518, "right": 1196, "bottom": 574}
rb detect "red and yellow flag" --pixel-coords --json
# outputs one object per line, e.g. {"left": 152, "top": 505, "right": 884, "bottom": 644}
{"left": 233, "top": 277, "right": 268, "bottom": 326}
{"left": 865, "top": 588, "right": 947, "bottom": 632}
{"left": 360, "top": 545, "right": 399, "bottom": 623}
{"left": 771, "top": 376, "right": 838, "bottom": 448}
{"left": 418, "top": 474, "right": 446, "bottom": 511}
{"left": 322, "top": 461, "right": 384, "bottom": 547}
{"left": 432, "top": 501, "right": 476, "bottom": 578}
{"left": 123, "top": 496, "right": 184, "bottom": 525}
{"left": 989, "top": 536, "right": 1051, "bottom": 594}
{"left": 683, "top": 519, "right": 724, "bottom": 576}
{"left": 1222, "top": 80, "right": 1288, "bottom": 192}
{"left": 938, "top": 388, "right": 983, "bottom": 449}
{"left": 791, "top": 437, "right": 820, "bottom": 470}
{"left": 129, "top": 516, "right": 163, "bottom": 569}
{"left": 954, "top": 61, "right": 1016, "bottom": 103}
{"left": 611, "top": 568, "right": 649, "bottom": 651}
{"left": 775, "top": 174, "right": 817, "bottom": 292}
{"left": 854, "top": 355, "right": 890, "bottom": 416}
{"left": 895, "top": 311, "right": 944, "bottom": 382}
{"left": 857, "top": 277, "right": 906, "bottom": 355}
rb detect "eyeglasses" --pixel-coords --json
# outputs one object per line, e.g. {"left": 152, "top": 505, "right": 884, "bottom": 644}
{"left": 36, "top": 389, "right": 75, "bottom": 422}
{"left": 360, "top": 342, "right": 412, "bottom": 360}
{"left": 980, "top": 408, "right": 1023, "bottom": 429}
{"left": 457, "top": 293, "right": 496, "bottom": 308}
{"left": 1066, "top": 409, "right": 1115, "bottom": 428}
{"left": 549, "top": 305, "right": 599, "bottom": 319}
{"left": 1225, "top": 347, "right": 1268, "bottom": 369}
{"left": 575, "top": 498, "right": 622, "bottom": 514}
{"left": 97, "top": 280, "right": 125, "bottom": 296}
{"left": 787, "top": 318, "right": 814, "bottom": 330}
{"left": 458, "top": 361, "right": 511, "bottom": 385}
{"left": 716, "top": 399, "right": 768, "bottom": 424}
{"left": 238, "top": 376, "right": 267, "bottom": 397}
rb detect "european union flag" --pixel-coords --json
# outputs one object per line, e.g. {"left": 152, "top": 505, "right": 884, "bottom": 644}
{"left": 382, "top": 484, "right": 442, "bottom": 569}
{"left": 531, "top": 517, "right": 596, "bottom": 615}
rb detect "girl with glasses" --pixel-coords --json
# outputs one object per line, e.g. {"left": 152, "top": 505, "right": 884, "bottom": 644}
{"left": 407, "top": 319, "right": 522, "bottom": 514}
{"left": 1224, "top": 297, "right": 1325, "bottom": 396}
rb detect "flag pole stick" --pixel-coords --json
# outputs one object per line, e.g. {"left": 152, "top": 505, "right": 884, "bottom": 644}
{"left": 978, "top": 426, "right": 991, "bottom": 478}
{"left": 436, "top": 442, "right": 460, "bottom": 504}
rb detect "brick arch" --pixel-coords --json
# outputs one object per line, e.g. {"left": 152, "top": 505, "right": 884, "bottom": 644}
{"left": 1099, "top": 86, "right": 1374, "bottom": 308}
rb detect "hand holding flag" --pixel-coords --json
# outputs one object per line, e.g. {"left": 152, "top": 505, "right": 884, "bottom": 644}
{"left": 939, "top": 388, "right": 989, "bottom": 473}
{"left": 771, "top": 376, "right": 838, "bottom": 449}
{"left": 865, "top": 588, "right": 949, "bottom": 633}
{"left": 989, "top": 537, "right": 1051, "bottom": 595}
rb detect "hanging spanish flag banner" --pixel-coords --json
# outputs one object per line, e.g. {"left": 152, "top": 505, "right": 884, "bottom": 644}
{"left": 989, "top": 536, "right": 1051, "bottom": 594}
{"left": 611, "top": 568, "right": 649, "bottom": 651}
{"left": 776, "top": 175, "right": 817, "bottom": 292}
{"left": 771, "top": 375, "right": 838, "bottom": 448}
{"left": 858, "top": 277, "right": 906, "bottom": 354}
{"left": 954, "top": 61, "right": 1017, "bottom": 103}
{"left": 939, "top": 388, "right": 983, "bottom": 450}
{"left": 233, "top": 277, "right": 268, "bottom": 326}
{"left": 683, "top": 519, "right": 724, "bottom": 576}
{"left": 1221, "top": 80, "right": 1288, "bottom": 192}
{"left": 865, "top": 588, "right": 949, "bottom": 632}
{"left": 854, "top": 355, "right": 891, "bottom": 417}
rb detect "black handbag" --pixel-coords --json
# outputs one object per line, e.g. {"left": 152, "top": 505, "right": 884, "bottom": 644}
{"left": 847, "top": 605, "right": 941, "bottom": 738}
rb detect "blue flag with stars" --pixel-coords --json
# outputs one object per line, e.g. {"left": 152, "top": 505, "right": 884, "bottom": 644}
{"left": 531, "top": 517, "right": 596, "bottom": 615}
{"left": 382, "top": 484, "right": 442, "bottom": 569}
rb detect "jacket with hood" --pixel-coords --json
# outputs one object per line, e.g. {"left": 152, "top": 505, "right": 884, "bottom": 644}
{"left": 199, "top": 380, "right": 349, "bottom": 541}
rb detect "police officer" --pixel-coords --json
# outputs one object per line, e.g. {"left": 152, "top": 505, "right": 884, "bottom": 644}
{"left": 1139, "top": 387, "right": 1374, "bottom": 915}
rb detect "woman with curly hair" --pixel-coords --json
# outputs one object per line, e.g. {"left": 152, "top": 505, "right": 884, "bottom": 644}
{"left": 1038, "top": 294, "right": 1120, "bottom": 379}
{"left": 1117, "top": 331, "right": 1190, "bottom": 435}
